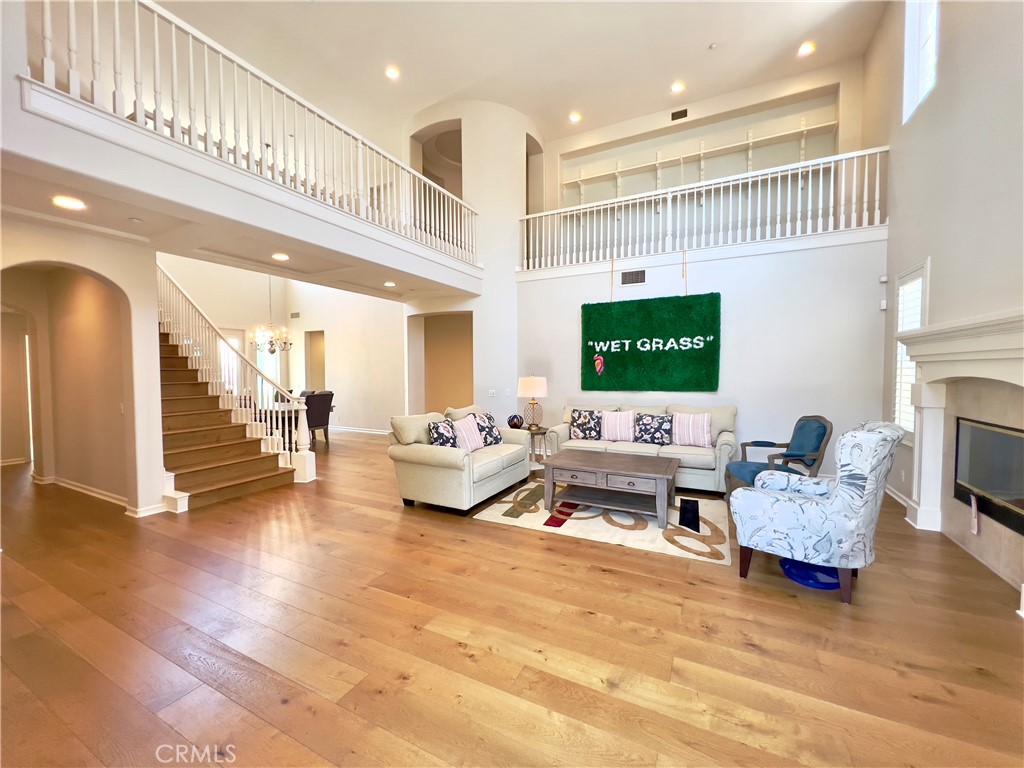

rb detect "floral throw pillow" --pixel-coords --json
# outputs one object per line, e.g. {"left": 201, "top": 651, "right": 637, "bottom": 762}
{"left": 634, "top": 413, "right": 673, "bottom": 445}
{"left": 473, "top": 412, "right": 503, "bottom": 446}
{"left": 428, "top": 419, "right": 458, "bottom": 448}
{"left": 570, "top": 409, "right": 602, "bottom": 440}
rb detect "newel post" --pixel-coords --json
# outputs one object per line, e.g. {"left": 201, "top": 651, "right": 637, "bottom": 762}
{"left": 290, "top": 399, "right": 316, "bottom": 483}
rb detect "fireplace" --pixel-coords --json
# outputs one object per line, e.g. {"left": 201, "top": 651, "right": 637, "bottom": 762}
{"left": 954, "top": 417, "right": 1024, "bottom": 535}
{"left": 898, "top": 308, "right": 1023, "bottom": 609}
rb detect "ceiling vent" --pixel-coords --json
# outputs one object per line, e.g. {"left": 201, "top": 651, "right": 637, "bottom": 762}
{"left": 621, "top": 269, "right": 646, "bottom": 286}
{"left": 671, "top": 108, "right": 688, "bottom": 121}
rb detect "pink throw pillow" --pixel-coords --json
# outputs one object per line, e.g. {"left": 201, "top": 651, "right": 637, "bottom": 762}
{"left": 452, "top": 414, "right": 485, "bottom": 451}
{"left": 601, "top": 410, "right": 634, "bottom": 442}
{"left": 672, "top": 412, "right": 712, "bottom": 448}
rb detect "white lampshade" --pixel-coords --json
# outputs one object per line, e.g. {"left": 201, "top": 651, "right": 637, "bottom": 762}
{"left": 517, "top": 376, "right": 548, "bottom": 399}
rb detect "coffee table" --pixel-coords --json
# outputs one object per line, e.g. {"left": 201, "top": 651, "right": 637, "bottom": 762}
{"left": 541, "top": 449, "right": 680, "bottom": 528}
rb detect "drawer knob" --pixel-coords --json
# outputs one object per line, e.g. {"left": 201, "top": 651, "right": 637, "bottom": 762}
{"left": 570, "top": 474, "right": 578, "bottom": 479}
{"left": 627, "top": 481, "right": 635, "bottom": 487}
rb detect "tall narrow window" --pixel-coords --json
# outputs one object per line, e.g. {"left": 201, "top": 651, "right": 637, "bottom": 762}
{"left": 903, "top": 0, "right": 939, "bottom": 123}
{"left": 894, "top": 267, "right": 927, "bottom": 432}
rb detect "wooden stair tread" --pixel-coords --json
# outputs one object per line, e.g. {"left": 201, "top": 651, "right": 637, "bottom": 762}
{"left": 183, "top": 466, "right": 294, "bottom": 496}
{"left": 163, "top": 439, "right": 258, "bottom": 457}
{"left": 163, "top": 408, "right": 230, "bottom": 417}
{"left": 162, "top": 395, "right": 217, "bottom": 402}
{"left": 171, "top": 453, "right": 279, "bottom": 475}
{"left": 163, "top": 424, "right": 245, "bottom": 437}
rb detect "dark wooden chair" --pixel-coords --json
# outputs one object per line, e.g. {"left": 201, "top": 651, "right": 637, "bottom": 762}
{"left": 305, "top": 390, "right": 334, "bottom": 445}
{"left": 725, "top": 415, "right": 833, "bottom": 496}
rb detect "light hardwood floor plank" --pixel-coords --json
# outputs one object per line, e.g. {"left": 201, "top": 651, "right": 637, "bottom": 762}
{"left": 2, "top": 434, "right": 1021, "bottom": 768}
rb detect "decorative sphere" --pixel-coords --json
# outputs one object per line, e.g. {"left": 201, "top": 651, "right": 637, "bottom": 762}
{"left": 507, "top": 414, "right": 524, "bottom": 429}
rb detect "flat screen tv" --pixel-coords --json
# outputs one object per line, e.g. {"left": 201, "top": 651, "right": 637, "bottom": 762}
{"left": 954, "top": 417, "right": 1024, "bottom": 535}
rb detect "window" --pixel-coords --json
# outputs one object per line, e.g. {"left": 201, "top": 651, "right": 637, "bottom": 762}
{"left": 893, "top": 267, "right": 927, "bottom": 432}
{"left": 903, "top": 0, "right": 939, "bottom": 123}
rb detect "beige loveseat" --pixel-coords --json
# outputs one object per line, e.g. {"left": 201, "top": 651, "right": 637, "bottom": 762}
{"left": 387, "top": 405, "right": 531, "bottom": 510}
{"left": 545, "top": 404, "right": 737, "bottom": 493}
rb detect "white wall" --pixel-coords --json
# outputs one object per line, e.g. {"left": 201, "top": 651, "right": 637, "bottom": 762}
{"left": 284, "top": 280, "right": 406, "bottom": 432}
{"left": 864, "top": 1, "right": 1024, "bottom": 503}
{"left": 517, "top": 232, "right": 888, "bottom": 447}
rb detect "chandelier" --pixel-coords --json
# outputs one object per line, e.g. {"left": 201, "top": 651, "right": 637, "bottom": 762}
{"left": 249, "top": 276, "right": 293, "bottom": 354}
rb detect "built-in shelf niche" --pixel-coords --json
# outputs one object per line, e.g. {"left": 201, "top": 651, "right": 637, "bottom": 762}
{"left": 561, "top": 93, "right": 838, "bottom": 207}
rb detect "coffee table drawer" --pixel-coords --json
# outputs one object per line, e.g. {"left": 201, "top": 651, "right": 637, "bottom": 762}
{"left": 607, "top": 474, "right": 657, "bottom": 492}
{"left": 553, "top": 468, "right": 598, "bottom": 485}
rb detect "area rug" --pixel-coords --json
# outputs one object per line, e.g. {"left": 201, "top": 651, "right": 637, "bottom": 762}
{"left": 473, "top": 481, "right": 731, "bottom": 566}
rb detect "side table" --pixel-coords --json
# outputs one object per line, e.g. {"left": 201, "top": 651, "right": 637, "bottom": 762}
{"left": 523, "top": 425, "right": 548, "bottom": 466}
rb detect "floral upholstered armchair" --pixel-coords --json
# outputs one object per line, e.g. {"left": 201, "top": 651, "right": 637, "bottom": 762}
{"left": 728, "top": 421, "right": 906, "bottom": 603}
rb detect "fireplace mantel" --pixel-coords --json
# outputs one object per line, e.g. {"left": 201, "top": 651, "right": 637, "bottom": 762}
{"left": 898, "top": 309, "right": 1024, "bottom": 386}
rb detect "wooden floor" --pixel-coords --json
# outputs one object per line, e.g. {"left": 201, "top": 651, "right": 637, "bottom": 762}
{"left": 2, "top": 432, "right": 1021, "bottom": 767}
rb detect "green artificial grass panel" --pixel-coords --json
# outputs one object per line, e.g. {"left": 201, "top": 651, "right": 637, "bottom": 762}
{"left": 581, "top": 293, "right": 720, "bottom": 392}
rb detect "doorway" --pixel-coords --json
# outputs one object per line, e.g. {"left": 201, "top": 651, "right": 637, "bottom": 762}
{"left": 305, "top": 330, "right": 326, "bottom": 392}
{"left": 423, "top": 313, "right": 473, "bottom": 412}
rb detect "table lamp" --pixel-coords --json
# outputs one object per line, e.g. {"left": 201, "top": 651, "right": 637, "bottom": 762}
{"left": 517, "top": 375, "right": 548, "bottom": 428}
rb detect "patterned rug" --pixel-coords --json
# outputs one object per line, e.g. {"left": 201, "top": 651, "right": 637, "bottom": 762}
{"left": 473, "top": 481, "right": 732, "bottom": 566}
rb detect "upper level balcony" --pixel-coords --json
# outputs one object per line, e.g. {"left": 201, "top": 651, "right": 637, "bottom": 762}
{"left": 3, "top": 0, "right": 888, "bottom": 296}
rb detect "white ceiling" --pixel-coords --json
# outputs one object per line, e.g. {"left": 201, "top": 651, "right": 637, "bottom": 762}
{"left": 161, "top": 1, "right": 887, "bottom": 154}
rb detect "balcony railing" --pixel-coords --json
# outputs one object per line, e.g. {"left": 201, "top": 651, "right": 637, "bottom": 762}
{"left": 520, "top": 147, "right": 889, "bottom": 271}
{"left": 28, "top": 0, "right": 477, "bottom": 264}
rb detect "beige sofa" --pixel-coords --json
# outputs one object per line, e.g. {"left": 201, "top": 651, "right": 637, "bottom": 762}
{"left": 545, "top": 404, "right": 737, "bottom": 493}
{"left": 387, "top": 405, "right": 530, "bottom": 510}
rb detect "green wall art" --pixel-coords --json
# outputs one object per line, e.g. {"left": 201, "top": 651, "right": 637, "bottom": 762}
{"left": 581, "top": 293, "right": 721, "bottom": 391}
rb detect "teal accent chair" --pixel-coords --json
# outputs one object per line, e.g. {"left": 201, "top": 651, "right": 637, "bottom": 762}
{"left": 725, "top": 415, "right": 833, "bottom": 495}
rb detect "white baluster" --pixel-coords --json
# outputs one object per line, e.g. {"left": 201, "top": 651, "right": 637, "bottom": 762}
{"left": 202, "top": 45, "right": 211, "bottom": 153}
{"left": 218, "top": 55, "right": 227, "bottom": 159}
{"left": 839, "top": 158, "right": 847, "bottom": 229}
{"left": 132, "top": 0, "right": 144, "bottom": 124}
{"left": 41, "top": 0, "right": 56, "bottom": 86}
{"left": 303, "top": 108, "right": 311, "bottom": 195}
{"left": 169, "top": 26, "right": 181, "bottom": 140}
{"left": 186, "top": 35, "right": 196, "bottom": 146}
{"left": 66, "top": 0, "right": 81, "bottom": 98}
{"left": 89, "top": 0, "right": 101, "bottom": 105}
{"left": 246, "top": 73, "right": 255, "bottom": 172}
{"left": 828, "top": 160, "right": 835, "bottom": 231}
{"left": 862, "top": 153, "right": 870, "bottom": 227}
{"left": 152, "top": 13, "right": 163, "bottom": 132}
{"left": 785, "top": 171, "right": 793, "bottom": 236}
{"left": 874, "top": 151, "right": 882, "bottom": 224}
{"left": 232, "top": 63, "right": 241, "bottom": 166}
{"left": 112, "top": 0, "right": 124, "bottom": 115}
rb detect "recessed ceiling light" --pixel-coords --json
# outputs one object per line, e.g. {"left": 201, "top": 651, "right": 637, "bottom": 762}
{"left": 52, "top": 195, "right": 86, "bottom": 211}
{"left": 798, "top": 41, "right": 816, "bottom": 57}
{"left": 128, "top": 217, "right": 144, "bottom": 224}
{"left": 707, "top": 42, "right": 717, "bottom": 50}
{"left": 670, "top": 81, "right": 685, "bottom": 94}
{"left": 385, "top": 66, "right": 400, "bottom": 80}
{"left": 568, "top": 111, "right": 582, "bottom": 124}
{"left": 271, "top": 253, "right": 290, "bottom": 262}
{"left": 384, "top": 281, "right": 397, "bottom": 288}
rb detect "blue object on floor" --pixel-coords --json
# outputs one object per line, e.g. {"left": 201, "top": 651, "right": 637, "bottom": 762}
{"left": 779, "top": 558, "right": 840, "bottom": 590}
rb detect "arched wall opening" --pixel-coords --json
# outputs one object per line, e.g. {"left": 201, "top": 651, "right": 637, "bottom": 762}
{"left": 1, "top": 263, "right": 133, "bottom": 504}
{"left": 411, "top": 119, "right": 463, "bottom": 199}
{"left": 1, "top": 217, "right": 166, "bottom": 516}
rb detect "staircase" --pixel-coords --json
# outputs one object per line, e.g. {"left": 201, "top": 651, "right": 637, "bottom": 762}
{"left": 160, "top": 332, "right": 294, "bottom": 510}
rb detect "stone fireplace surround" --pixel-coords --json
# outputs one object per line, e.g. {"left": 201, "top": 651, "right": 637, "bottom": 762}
{"left": 899, "top": 309, "right": 1024, "bottom": 615}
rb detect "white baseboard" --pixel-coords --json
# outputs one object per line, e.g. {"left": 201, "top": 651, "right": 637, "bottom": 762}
{"left": 32, "top": 474, "right": 55, "bottom": 484}
{"left": 332, "top": 425, "right": 388, "bottom": 435}
{"left": 53, "top": 477, "right": 127, "bottom": 507}
{"left": 125, "top": 502, "right": 168, "bottom": 518}
{"left": 0, "top": 457, "right": 29, "bottom": 467}
{"left": 885, "top": 485, "right": 913, "bottom": 511}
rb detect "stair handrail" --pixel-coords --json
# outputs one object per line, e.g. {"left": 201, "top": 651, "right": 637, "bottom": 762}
{"left": 156, "top": 263, "right": 311, "bottom": 463}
